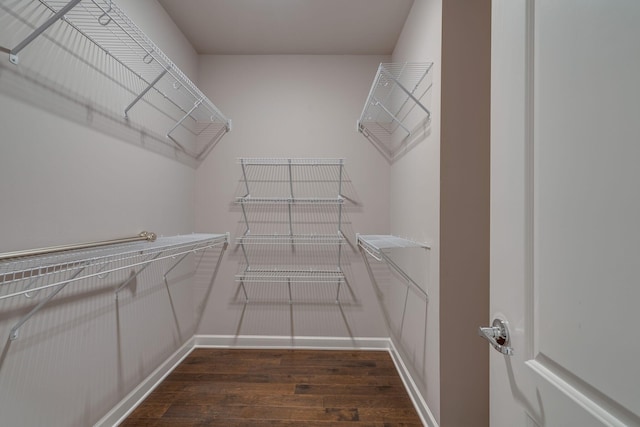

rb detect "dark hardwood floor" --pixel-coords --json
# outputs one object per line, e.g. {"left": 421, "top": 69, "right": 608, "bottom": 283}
{"left": 121, "top": 348, "right": 423, "bottom": 426}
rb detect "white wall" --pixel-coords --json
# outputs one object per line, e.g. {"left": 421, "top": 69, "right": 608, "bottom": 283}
{"left": 0, "top": 1, "right": 200, "bottom": 425}
{"left": 386, "top": 0, "right": 442, "bottom": 422}
{"left": 194, "top": 55, "right": 391, "bottom": 339}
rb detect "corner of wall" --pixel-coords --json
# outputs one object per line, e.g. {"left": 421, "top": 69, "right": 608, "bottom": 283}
{"left": 439, "top": 0, "right": 491, "bottom": 426}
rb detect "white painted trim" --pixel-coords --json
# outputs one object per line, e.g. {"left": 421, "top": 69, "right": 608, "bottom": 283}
{"left": 93, "top": 337, "right": 195, "bottom": 427}
{"left": 193, "top": 334, "right": 391, "bottom": 350}
{"left": 527, "top": 360, "right": 631, "bottom": 427}
{"left": 95, "top": 334, "right": 439, "bottom": 427}
{"left": 388, "top": 339, "right": 439, "bottom": 427}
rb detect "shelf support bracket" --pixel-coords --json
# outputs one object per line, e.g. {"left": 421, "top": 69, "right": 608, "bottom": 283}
{"left": 240, "top": 239, "right": 250, "bottom": 268}
{"left": 162, "top": 251, "right": 191, "bottom": 286}
{"left": 9, "top": 266, "right": 86, "bottom": 340}
{"left": 379, "top": 67, "right": 431, "bottom": 118}
{"left": 124, "top": 67, "right": 169, "bottom": 118}
{"left": 114, "top": 251, "right": 163, "bottom": 297}
{"left": 357, "top": 235, "right": 429, "bottom": 301}
{"left": 372, "top": 96, "right": 412, "bottom": 136}
{"left": 8, "top": 0, "right": 82, "bottom": 65}
{"left": 166, "top": 98, "right": 202, "bottom": 145}
{"left": 239, "top": 268, "right": 249, "bottom": 302}
{"left": 288, "top": 159, "right": 294, "bottom": 236}
{"left": 378, "top": 250, "right": 429, "bottom": 302}
{"left": 241, "top": 158, "right": 250, "bottom": 197}
{"left": 240, "top": 203, "right": 251, "bottom": 235}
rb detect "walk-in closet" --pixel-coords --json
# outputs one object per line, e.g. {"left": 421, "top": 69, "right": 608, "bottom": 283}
{"left": 0, "top": 1, "right": 491, "bottom": 426}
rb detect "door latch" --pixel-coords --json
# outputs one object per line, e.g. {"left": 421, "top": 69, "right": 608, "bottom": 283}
{"left": 478, "top": 318, "right": 513, "bottom": 356}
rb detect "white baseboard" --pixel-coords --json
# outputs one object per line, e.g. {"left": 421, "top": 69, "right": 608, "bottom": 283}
{"left": 388, "top": 340, "right": 439, "bottom": 427}
{"left": 95, "top": 334, "right": 438, "bottom": 427}
{"left": 93, "top": 337, "right": 195, "bottom": 427}
{"left": 193, "top": 334, "right": 392, "bottom": 350}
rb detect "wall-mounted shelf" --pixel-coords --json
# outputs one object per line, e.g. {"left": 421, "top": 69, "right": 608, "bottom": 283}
{"left": 358, "top": 62, "right": 433, "bottom": 159}
{"left": 236, "top": 197, "right": 344, "bottom": 205}
{"left": 0, "top": 232, "right": 228, "bottom": 340}
{"left": 357, "top": 234, "right": 429, "bottom": 300}
{"left": 236, "top": 270, "right": 345, "bottom": 283}
{"left": 2, "top": 0, "right": 231, "bottom": 162}
{"left": 236, "top": 234, "right": 345, "bottom": 245}
{"left": 236, "top": 158, "right": 346, "bottom": 303}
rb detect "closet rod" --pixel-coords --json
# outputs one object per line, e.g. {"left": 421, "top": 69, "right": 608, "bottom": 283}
{"left": 0, "top": 231, "right": 157, "bottom": 261}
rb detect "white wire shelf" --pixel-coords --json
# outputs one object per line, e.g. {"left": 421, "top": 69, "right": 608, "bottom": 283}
{"left": 358, "top": 62, "right": 434, "bottom": 160}
{"left": 238, "top": 158, "right": 345, "bottom": 166}
{"left": 4, "top": 0, "right": 231, "bottom": 162}
{"left": 236, "top": 234, "right": 344, "bottom": 245}
{"left": 236, "top": 269, "right": 345, "bottom": 303}
{"left": 236, "top": 197, "right": 344, "bottom": 205}
{"left": 0, "top": 233, "right": 228, "bottom": 339}
{"left": 234, "top": 158, "right": 346, "bottom": 302}
{"left": 236, "top": 269, "right": 345, "bottom": 283}
{"left": 357, "top": 234, "right": 429, "bottom": 300}
{"left": 357, "top": 234, "right": 429, "bottom": 260}
{"left": 0, "top": 233, "right": 228, "bottom": 299}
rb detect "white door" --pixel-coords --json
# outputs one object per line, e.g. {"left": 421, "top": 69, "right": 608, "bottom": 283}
{"left": 489, "top": 1, "right": 640, "bottom": 426}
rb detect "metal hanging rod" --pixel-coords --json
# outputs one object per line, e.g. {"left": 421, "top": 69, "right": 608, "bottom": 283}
{"left": 0, "top": 231, "right": 157, "bottom": 261}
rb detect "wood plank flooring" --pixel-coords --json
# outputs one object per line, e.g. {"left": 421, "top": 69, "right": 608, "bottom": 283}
{"left": 121, "top": 348, "right": 423, "bottom": 426}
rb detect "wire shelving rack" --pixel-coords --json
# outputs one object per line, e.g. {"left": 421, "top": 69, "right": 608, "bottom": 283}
{"left": 235, "top": 158, "right": 346, "bottom": 303}
{"left": 2, "top": 0, "right": 231, "bottom": 162}
{"left": 0, "top": 232, "right": 228, "bottom": 340}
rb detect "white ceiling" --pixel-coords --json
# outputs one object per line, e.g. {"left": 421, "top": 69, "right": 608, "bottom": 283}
{"left": 157, "top": 0, "right": 415, "bottom": 55}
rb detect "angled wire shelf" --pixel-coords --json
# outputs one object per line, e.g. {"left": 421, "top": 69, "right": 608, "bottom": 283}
{"left": 357, "top": 234, "right": 429, "bottom": 300}
{"left": 358, "top": 62, "right": 433, "bottom": 160}
{"left": 2, "top": 0, "right": 231, "bottom": 162}
{"left": 0, "top": 232, "right": 229, "bottom": 340}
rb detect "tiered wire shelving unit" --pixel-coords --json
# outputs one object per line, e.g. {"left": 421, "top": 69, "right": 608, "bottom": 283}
{"left": 358, "top": 62, "right": 434, "bottom": 160}
{"left": 2, "top": 0, "right": 231, "bottom": 162}
{"left": 235, "top": 158, "right": 346, "bottom": 303}
{"left": 357, "top": 234, "right": 429, "bottom": 301}
{"left": 0, "top": 232, "right": 228, "bottom": 340}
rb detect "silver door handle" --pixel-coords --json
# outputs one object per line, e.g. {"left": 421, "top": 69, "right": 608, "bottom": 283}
{"left": 478, "top": 318, "right": 514, "bottom": 356}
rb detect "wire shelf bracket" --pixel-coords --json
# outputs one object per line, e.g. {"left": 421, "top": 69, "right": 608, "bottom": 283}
{"left": 357, "top": 234, "right": 430, "bottom": 301}
{"left": 4, "top": 0, "right": 232, "bottom": 162}
{"left": 0, "top": 232, "right": 229, "bottom": 340}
